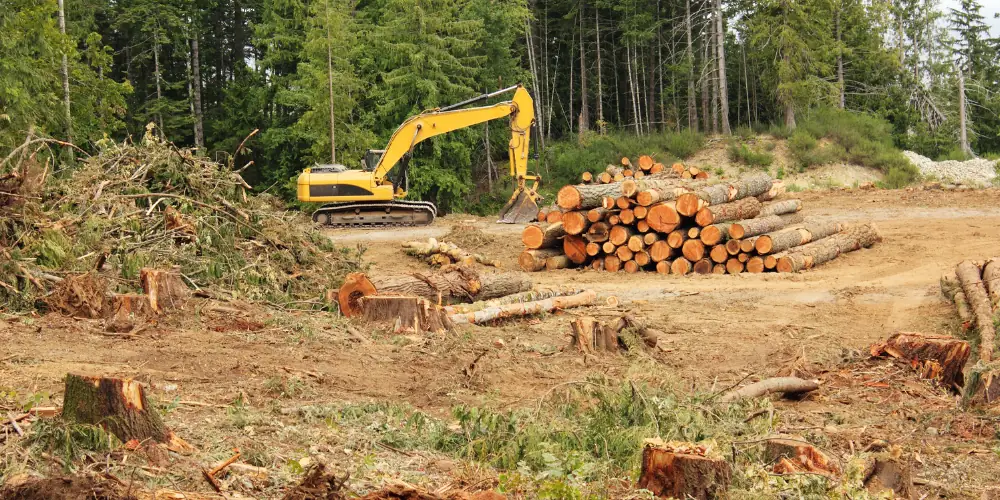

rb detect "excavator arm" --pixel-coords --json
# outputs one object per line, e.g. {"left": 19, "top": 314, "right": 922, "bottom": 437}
{"left": 371, "top": 85, "right": 541, "bottom": 222}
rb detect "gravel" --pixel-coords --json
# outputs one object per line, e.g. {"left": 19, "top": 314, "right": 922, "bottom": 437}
{"left": 904, "top": 150, "right": 998, "bottom": 186}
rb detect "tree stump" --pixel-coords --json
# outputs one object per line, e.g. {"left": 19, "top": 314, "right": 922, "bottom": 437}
{"left": 358, "top": 295, "right": 452, "bottom": 333}
{"left": 963, "top": 361, "right": 1000, "bottom": 407}
{"left": 105, "top": 294, "right": 152, "bottom": 333}
{"left": 638, "top": 440, "right": 731, "bottom": 499}
{"left": 862, "top": 453, "right": 913, "bottom": 498}
{"left": 765, "top": 436, "right": 839, "bottom": 476}
{"left": 140, "top": 268, "right": 190, "bottom": 314}
{"left": 870, "top": 332, "right": 970, "bottom": 390}
{"left": 62, "top": 374, "right": 192, "bottom": 452}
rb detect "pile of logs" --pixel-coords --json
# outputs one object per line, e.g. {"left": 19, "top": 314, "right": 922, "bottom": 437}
{"left": 941, "top": 259, "right": 1000, "bottom": 405}
{"left": 521, "top": 166, "right": 881, "bottom": 274}
{"left": 401, "top": 239, "right": 500, "bottom": 268}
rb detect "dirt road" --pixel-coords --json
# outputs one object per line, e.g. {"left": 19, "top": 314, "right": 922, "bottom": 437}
{"left": 3, "top": 187, "right": 999, "bottom": 496}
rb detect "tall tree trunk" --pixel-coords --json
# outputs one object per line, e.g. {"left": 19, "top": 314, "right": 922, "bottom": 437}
{"left": 325, "top": 3, "right": 336, "bottom": 163}
{"left": 686, "top": 0, "right": 697, "bottom": 131}
{"left": 627, "top": 42, "right": 640, "bottom": 134}
{"left": 648, "top": 41, "right": 657, "bottom": 132}
{"left": 710, "top": 14, "right": 719, "bottom": 135}
{"left": 524, "top": 20, "right": 546, "bottom": 154}
{"left": 836, "top": 6, "right": 845, "bottom": 109}
{"left": 569, "top": 28, "right": 575, "bottom": 134}
{"left": 613, "top": 42, "right": 621, "bottom": 126}
{"left": 701, "top": 33, "right": 710, "bottom": 133}
{"left": 578, "top": 2, "right": 589, "bottom": 137}
{"left": 715, "top": 0, "right": 730, "bottom": 134}
{"left": 743, "top": 44, "right": 750, "bottom": 127}
{"left": 595, "top": 7, "right": 604, "bottom": 132}
{"left": 958, "top": 65, "right": 970, "bottom": 155}
{"left": 153, "top": 28, "right": 164, "bottom": 134}
{"left": 58, "top": 0, "right": 72, "bottom": 143}
{"left": 191, "top": 31, "right": 205, "bottom": 150}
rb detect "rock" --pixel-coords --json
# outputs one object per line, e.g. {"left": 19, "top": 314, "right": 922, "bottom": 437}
{"left": 904, "top": 150, "right": 997, "bottom": 186}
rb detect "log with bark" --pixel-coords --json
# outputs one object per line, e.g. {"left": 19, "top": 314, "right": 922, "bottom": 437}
{"left": 675, "top": 173, "right": 773, "bottom": 217}
{"left": 62, "top": 374, "right": 193, "bottom": 452}
{"left": 775, "top": 223, "right": 881, "bottom": 273}
{"left": 521, "top": 222, "right": 565, "bottom": 250}
{"left": 638, "top": 440, "right": 731, "bottom": 500}
{"left": 450, "top": 289, "right": 597, "bottom": 325}
{"left": 557, "top": 183, "right": 622, "bottom": 210}
{"left": 870, "top": 332, "right": 970, "bottom": 390}
{"left": 941, "top": 274, "right": 973, "bottom": 328}
{"left": 754, "top": 220, "right": 843, "bottom": 255}
{"left": 720, "top": 377, "right": 819, "bottom": 402}
{"left": 728, "top": 213, "right": 804, "bottom": 240}
{"left": 337, "top": 268, "right": 532, "bottom": 316}
{"left": 758, "top": 198, "right": 802, "bottom": 217}
{"left": 401, "top": 239, "right": 500, "bottom": 267}
{"left": 957, "top": 260, "right": 996, "bottom": 361}
{"left": 693, "top": 197, "right": 762, "bottom": 227}
{"left": 443, "top": 288, "right": 582, "bottom": 315}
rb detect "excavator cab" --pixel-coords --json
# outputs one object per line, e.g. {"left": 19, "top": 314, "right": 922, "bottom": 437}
{"left": 361, "top": 149, "right": 385, "bottom": 172}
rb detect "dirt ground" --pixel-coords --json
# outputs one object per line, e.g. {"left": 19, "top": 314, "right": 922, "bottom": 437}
{"left": 3, "top": 187, "right": 1000, "bottom": 497}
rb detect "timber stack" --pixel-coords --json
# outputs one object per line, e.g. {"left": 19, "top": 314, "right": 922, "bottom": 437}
{"left": 521, "top": 158, "right": 881, "bottom": 275}
{"left": 941, "top": 259, "right": 1000, "bottom": 406}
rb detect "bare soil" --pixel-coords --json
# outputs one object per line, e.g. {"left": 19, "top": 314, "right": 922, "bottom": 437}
{"left": 3, "top": 187, "right": 1000, "bottom": 498}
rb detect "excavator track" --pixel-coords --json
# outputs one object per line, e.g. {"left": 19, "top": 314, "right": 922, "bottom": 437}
{"left": 312, "top": 201, "right": 437, "bottom": 228}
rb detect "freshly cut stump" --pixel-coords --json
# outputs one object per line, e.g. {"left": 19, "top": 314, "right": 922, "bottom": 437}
{"left": 140, "top": 268, "right": 190, "bottom": 313}
{"left": 863, "top": 454, "right": 914, "bottom": 499}
{"left": 765, "top": 437, "right": 839, "bottom": 476}
{"left": 359, "top": 295, "right": 452, "bottom": 333}
{"left": 62, "top": 374, "right": 191, "bottom": 452}
{"left": 42, "top": 273, "right": 109, "bottom": 319}
{"left": 870, "top": 331, "right": 970, "bottom": 390}
{"left": 638, "top": 441, "right": 731, "bottom": 500}
{"left": 521, "top": 222, "right": 565, "bottom": 250}
{"left": 963, "top": 361, "right": 1000, "bottom": 406}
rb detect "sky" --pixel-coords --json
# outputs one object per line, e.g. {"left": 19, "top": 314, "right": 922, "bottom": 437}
{"left": 941, "top": 0, "right": 1000, "bottom": 37}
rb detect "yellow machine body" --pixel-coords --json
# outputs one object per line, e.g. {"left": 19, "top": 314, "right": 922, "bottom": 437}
{"left": 296, "top": 85, "right": 541, "bottom": 225}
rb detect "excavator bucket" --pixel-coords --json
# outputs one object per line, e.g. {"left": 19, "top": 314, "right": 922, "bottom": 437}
{"left": 497, "top": 188, "right": 539, "bottom": 224}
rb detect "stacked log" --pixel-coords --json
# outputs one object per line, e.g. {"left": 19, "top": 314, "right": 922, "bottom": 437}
{"left": 523, "top": 169, "right": 875, "bottom": 275}
{"left": 941, "top": 257, "right": 1000, "bottom": 405}
{"left": 579, "top": 157, "right": 708, "bottom": 185}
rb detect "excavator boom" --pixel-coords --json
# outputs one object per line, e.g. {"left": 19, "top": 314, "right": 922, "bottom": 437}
{"left": 297, "top": 85, "right": 541, "bottom": 227}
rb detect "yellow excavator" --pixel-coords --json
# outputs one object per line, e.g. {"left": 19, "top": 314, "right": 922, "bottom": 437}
{"left": 296, "top": 84, "right": 541, "bottom": 227}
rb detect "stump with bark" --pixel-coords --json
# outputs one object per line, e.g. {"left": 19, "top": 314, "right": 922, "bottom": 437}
{"left": 358, "top": 295, "right": 452, "bottom": 333}
{"left": 638, "top": 440, "right": 731, "bottom": 500}
{"left": 140, "top": 268, "right": 190, "bottom": 313}
{"left": 870, "top": 332, "right": 970, "bottom": 390}
{"left": 963, "top": 361, "right": 1000, "bottom": 406}
{"left": 62, "top": 374, "right": 192, "bottom": 452}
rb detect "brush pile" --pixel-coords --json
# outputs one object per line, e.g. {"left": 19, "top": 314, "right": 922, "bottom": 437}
{"left": 521, "top": 160, "right": 880, "bottom": 274}
{"left": 0, "top": 128, "right": 359, "bottom": 313}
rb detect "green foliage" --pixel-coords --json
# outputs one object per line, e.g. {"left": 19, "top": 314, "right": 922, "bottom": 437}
{"left": 28, "top": 418, "right": 118, "bottom": 467}
{"left": 727, "top": 142, "right": 773, "bottom": 168}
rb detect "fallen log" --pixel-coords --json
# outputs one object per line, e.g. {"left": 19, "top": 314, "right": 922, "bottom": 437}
{"left": 450, "top": 290, "right": 597, "bottom": 325}
{"left": 62, "top": 374, "right": 192, "bottom": 452}
{"left": 358, "top": 295, "right": 452, "bottom": 333}
{"left": 941, "top": 274, "right": 973, "bottom": 327}
{"left": 443, "top": 288, "right": 582, "bottom": 315}
{"left": 402, "top": 239, "right": 500, "bottom": 267}
{"left": 638, "top": 440, "right": 731, "bottom": 500}
{"left": 719, "top": 377, "right": 819, "bottom": 402}
{"left": 338, "top": 268, "right": 532, "bottom": 316}
{"left": 870, "top": 332, "right": 970, "bottom": 390}
{"left": 983, "top": 258, "right": 1000, "bottom": 312}
{"left": 728, "top": 213, "right": 805, "bottom": 240}
{"left": 545, "top": 255, "right": 571, "bottom": 270}
{"left": 758, "top": 198, "right": 802, "bottom": 217}
{"left": 521, "top": 222, "right": 565, "bottom": 250}
{"left": 956, "top": 260, "right": 995, "bottom": 361}
{"left": 754, "top": 220, "right": 843, "bottom": 255}
{"left": 694, "top": 197, "right": 762, "bottom": 227}
{"left": 776, "top": 223, "right": 881, "bottom": 273}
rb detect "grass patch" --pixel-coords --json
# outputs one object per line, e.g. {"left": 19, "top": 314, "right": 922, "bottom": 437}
{"left": 727, "top": 142, "right": 773, "bottom": 168}
{"left": 789, "top": 108, "right": 918, "bottom": 188}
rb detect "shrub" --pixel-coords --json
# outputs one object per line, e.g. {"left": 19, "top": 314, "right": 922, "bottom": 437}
{"left": 937, "top": 148, "right": 973, "bottom": 162}
{"left": 727, "top": 142, "right": 773, "bottom": 168}
{"left": 662, "top": 130, "right": 705, "bottom": 159}
{"left": 733, "top": 126, "right": 755, "bottom": 141}
{"left": 767, "top": 123, "right": 792, "bottom": 139}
